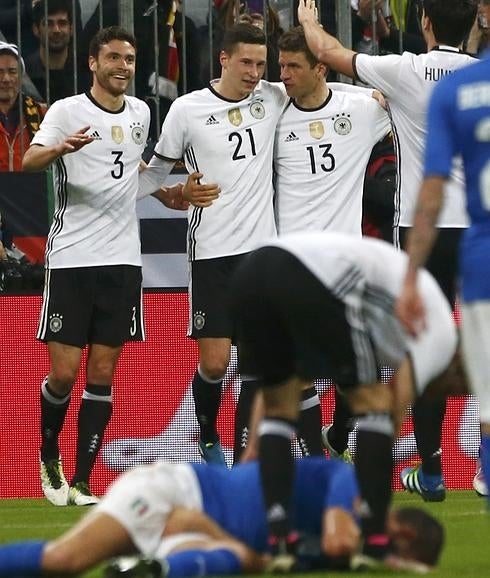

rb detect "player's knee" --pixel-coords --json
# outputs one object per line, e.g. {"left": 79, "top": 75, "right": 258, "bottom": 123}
{"left": 48, "top": 369, "right": 77, "bottom": 393}
{"left": 43, "top": 544, "right": 88, "bottom": 574}
{"left": 86, "top": 360, "right": 117, "bottom": 384}
{"left": 199, "top": 360, "right": 228, "bottom": 381}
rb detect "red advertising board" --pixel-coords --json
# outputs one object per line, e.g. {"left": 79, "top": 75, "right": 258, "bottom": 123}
{"left": 0, "top": 294, "right": 479, "bottom": 498}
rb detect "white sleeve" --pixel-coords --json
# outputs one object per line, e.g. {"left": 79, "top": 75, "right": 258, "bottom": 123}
{"left": 137, "top": 157, "right": 176, "bottom": 199}
{"left": 328, "top": 82, "right": 374, "bottom": 97}
{"left": 30, "top": 100, "right": 67, "bottom": 146}
{"left": 153, "top": 98, "right": 187, "bottom": 160}
{"left": 365, "top": 98, "right": 392, "bottom": 144}
{"left": 353, "top": 53, "right": 404, "bottom": 98}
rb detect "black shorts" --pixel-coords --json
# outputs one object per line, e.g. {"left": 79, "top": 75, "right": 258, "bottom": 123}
{"left": 37, "top": 265, "right": 144, "bottom": 347}
{"left": 188, "top": 254, "right": 246, "bottom": 339}
{"left": 398, "top": 227, "right": 462, "bottom": 306}
{"left": 230, "top": 247, "right": 364, "bottom": 388}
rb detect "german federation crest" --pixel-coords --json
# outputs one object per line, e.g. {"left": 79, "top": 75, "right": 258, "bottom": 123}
{"left": 250, "top": 100, "right": 265, "bottom": 119}
{"left": 131, "top": 122, "right": 145, "bottom": 145}
{"left": 228, "top": 108, "right": 243, "bottom": 126}
{"left": 334, "top": 116, "right": 352, "bottom": 135}
{"left": 309, "top": 121, "right": 324, "bottom": 139}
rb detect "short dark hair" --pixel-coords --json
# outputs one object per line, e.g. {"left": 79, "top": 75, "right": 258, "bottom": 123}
{"left": 424, "top": 0, "right": 477, "bottom": 46}
{"left": 222, "top": 23, "right": 266, "bottom": 55}
{"left": 394, "top": 507, "right": 444, "bottom": 566}
{"left": 278, "top": 26, "right": 318, "bottom": 68}
{"left": 88, "top": 26, "right": 137, "bottom": 59}
{"left": 32, "top": 0, "right": 72, "bottom": 26}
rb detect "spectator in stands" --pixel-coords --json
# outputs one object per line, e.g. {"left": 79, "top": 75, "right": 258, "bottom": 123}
{"left": 25, "top": 0, "right": 89, "bottom": 105}
{"left": 352, "top": 0, "right": 426, "bottom": 55}
{"left": 0, "top": 42, "right": 45, "bottom": 173}
{"left": 134, "top": 0, "right": 204, "bottom": 135}
{"left": 0, "top": 0, "right": 38, "bottom": 55}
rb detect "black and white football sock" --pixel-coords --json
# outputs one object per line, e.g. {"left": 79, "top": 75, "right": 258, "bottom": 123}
{"left": 71, "top": 383, "right": 112, "bottom": 486}
{"left": 40, "top": 376, "right": 71, "bottom": 463}
{"left": 355, "top": 413, "right": 394, "bottom": 560}
{"left": 297, "top": 386, "right": 323, "bottom": 456}
{"left": 233, "top": 376, "right": 260, "bottom": 463}
{"left": 192, "top": 365, "right": 223, "bottom": 444}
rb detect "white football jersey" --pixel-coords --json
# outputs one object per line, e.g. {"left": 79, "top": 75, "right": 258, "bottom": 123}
{"left": 274, "top": 87, "right": 391, "bottom": 235}
{"left": 354, "top": 47, "right": 476, "bottom": 228}
{"left": 154, "top": 80, "right": 288, "bottom": 260}
{"left": 267, "top": 231, "right": 457, "bottom": 392}
{"left": 32, "top": 92, "right": 150, "bottom": 268}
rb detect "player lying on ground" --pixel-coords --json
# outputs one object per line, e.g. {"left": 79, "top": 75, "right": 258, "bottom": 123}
{"left": 0, "top": 458, "right": 443, "bottom": 577}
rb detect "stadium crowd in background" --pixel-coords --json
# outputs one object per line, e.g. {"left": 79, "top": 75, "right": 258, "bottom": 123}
{"left": 0, "top": 457, "right": 445, "bottom": 577}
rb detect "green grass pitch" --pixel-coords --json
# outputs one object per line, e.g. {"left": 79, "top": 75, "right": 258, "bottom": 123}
{"left": 1, "top": 491, "right": 489, "bottom": 578}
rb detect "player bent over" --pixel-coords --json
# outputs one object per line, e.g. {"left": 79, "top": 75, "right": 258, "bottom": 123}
{"left": 231, "top": 231, "right": 458, "bottom": 566}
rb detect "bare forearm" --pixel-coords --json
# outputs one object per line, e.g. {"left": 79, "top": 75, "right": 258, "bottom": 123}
{"left": 22, "top": 144, "right": 64, "bottom": 172}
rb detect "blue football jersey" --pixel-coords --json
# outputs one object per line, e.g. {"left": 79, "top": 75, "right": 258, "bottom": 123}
{"left": 190, "top": 457, "right": 359, "bottom": 552}
{"left": 424, "top": 51, "right": 490, "bottom": 302}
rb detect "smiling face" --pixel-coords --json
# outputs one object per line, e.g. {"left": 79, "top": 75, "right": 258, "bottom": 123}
{"left": 34, "top": 10, "right": 72, "bottom": 54}
{"left": 219, "top": 42, "right": 267, "bottom": 100}
{"left": 89, "top": 39, "right": 136, "bottom": 99}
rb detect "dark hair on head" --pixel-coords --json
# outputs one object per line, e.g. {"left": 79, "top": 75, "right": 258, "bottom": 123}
{"left": 394, "top": 507, "right": 444, "bottom": 566}
{"left": 423, "top": 0, "right": 477, "bottom": 46}
{"left": 278, "top": 26, "right": 318, "bottom": 68}
{"left": 88, "top": 26, "right": 137, "bottom": 59}
{"left": 32, "top": 0, "right": 73, "bottom": 26}
{"left": 222, "top": 22, "right": 266, "bottom": 54}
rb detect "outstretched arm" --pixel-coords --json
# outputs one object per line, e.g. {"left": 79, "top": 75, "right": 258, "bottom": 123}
{"left": 22, "top": 126, "right": 95, "bottom": 172}
{"left": 298, "top": 0, "right": 356, "bottom": 78}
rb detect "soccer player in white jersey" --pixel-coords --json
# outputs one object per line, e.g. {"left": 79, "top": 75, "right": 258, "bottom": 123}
{"left": 231, "top": 231, "right": 459, "bottom": 565}
{"left": 21, "top": 27, "right": 186, "bottom": 507}
{"left": 137, "top": 23, "right": 289, "bottom": 467}
{"left": 397, "top": 49, "right": 490, "bottom": 503}
{"left": 267, "top": 26, "right": 392, "bottom": 463}
{"left": 298, "top": 0, "right": 477, "bottom": 504}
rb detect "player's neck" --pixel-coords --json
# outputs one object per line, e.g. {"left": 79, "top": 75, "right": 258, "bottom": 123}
{"left": 294, "top": 82, "right": 329, "bottom": 109}
{"left": 89, "top": 86, "right": 125, "bottom": 112}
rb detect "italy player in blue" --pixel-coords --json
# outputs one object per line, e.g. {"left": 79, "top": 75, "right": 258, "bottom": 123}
{"left": 397, "top": 50, "right": 490, "bottom": 504}
{"left": 0, "top": 458, "right": 443, "bottom": 577}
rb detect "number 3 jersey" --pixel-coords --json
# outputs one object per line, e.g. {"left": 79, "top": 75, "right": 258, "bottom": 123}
{"left": 31, "top": 92, "right": 150, "bottom": 269}
{"left": 274, "top": 88, "right": 391, "bottom": 236}
{"left": 154, "top": 80, "right": 288, "bottom": 261}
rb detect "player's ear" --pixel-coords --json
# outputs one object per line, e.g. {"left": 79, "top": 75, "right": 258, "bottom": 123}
{"left": 219, "top": 50, "right": 229, "bottom": 68}
{"left": 88, "top": 55, "right": 97, "bottom": 72}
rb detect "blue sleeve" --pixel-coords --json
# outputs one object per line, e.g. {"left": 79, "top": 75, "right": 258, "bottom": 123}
{"left": 323, "top": 461, "right": 359, "bottom": 514}
{"left": 424, "top": 78, "right": 458, "bottom": 179}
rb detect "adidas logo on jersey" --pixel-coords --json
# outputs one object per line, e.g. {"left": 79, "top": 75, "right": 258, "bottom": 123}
{"left": 89, "top": 130, "right": 102, "bottom": 140}
{"left": 284, "top": 131, "right": 299, "bottom": 142}
{"left": 205, "top": 115, "right": 219, "bottom": 125}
